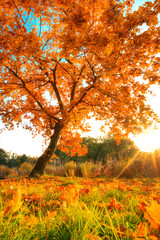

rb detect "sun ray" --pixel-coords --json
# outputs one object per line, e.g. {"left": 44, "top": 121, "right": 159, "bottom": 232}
{"left": 151, "top": 152, "right": 159, "bottom": 177}
{"left": 117, "top": 150, "right": 141, "bottom": 178}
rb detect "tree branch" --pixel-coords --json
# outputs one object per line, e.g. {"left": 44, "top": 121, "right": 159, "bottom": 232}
{"left": 49, "top": 65, "right": 64, "bottom": 112}
{"left": 70, "top": 64, "right": 86, "bottom": 102}
{"left": 5, "top": 66, "right": 59, "bottom": 122}
{"left": 52, "top": 59, "right": 75, "bottom": 81}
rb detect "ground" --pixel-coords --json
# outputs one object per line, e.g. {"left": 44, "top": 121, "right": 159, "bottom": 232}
{"left": 0, "top": 176, "right": 160, "bottom": 239}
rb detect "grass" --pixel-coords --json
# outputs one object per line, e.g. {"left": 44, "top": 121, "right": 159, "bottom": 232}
{"left": 0, "top": 176, "right": 160, "bottom": 239}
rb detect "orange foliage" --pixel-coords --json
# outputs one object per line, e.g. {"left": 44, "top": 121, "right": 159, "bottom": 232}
{"left": 133, "top": 200, "right": 160, "bottom": 239}
{"left": 107, "top": 198, "right": 123, "bottom": 211}
{"left": 145, "top": 200, "right": 160, "bottom": 231}
{"left": 58, "top": 184, "right": 79, "bottom": 206}
{"left": 0, "top": 0, "right": 160, "bottom": 171}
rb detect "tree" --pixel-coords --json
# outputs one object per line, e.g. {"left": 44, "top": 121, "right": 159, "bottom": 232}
{"left": 83, "top": 137, "right": 102, "bottom": 163}
{"left": 106, "top": 136, "right": 138, "bottom": 160}
{"left": 55, "top": 136, "right": 138, "bottom": 164}
{"left": 0, "top": 148, "right": 9, "bottom": 165}
{"left": 8, "top": 153, "right": 29, "bottom": 168}
{"left": 7, "top": 152, "right": 20, "bottom": 168}
{"left": 0, "top": 0, "right": 159, "bottom": 177}
{"left": 83, "top": 136, "right": 138, "bottom": 163}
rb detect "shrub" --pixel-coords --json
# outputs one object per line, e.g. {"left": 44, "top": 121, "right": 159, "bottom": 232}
{"left": 92, "top": 162, "right": 103, "bottom": 177}
{"left": 80, "top": 161, "right": 94, "bottom": 177}
{"left": 9, "top": 168, "right": 19, "bottom": 178}
{"left": 0, "top": 165, "right": 11, "bottom": 178}
{"left": 45, "top": 165, "right": 56, "bottom": 175}
{"left": 113, "top": 159, "right": 145, "bottom": 178}
{"left": 75, "top": 165, "right": 82, "bottom": 177}
{"left": 54, "top": 166, "right": 66, "bottom": 176}
{"left": 64, "top": 161, "right": 77, "bottom": 177}
{"left": 19, "top": 162, "right": 33, "bottom": 176}
{"left": 101, "top": 158, "right": 114, "bottom": 177}
{"left": 45, "top": 165, "right": 65, "bottom": 176}
{"left": 144, "top": 155, "right": 160, "bottom": 177}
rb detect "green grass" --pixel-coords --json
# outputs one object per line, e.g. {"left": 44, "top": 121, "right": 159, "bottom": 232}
{"left": 0, "top": 176, "right": 160, "bottom": 239}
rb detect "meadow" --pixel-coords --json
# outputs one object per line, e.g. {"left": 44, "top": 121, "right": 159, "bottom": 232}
{"left": 0, "top": 176, "right": 160, "bottom": 240}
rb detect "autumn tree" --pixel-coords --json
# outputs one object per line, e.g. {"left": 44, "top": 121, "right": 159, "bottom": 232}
{"left": 0, "top": 0, "right": 159, "bottom": 177}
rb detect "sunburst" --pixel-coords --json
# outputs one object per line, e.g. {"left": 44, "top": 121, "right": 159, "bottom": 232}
{"left": 133, "top": 130, "right": 160, "bottom": 153}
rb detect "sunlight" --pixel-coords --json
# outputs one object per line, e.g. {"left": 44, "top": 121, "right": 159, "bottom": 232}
{"left": 117, "top": 150, "right": 141, "bottom": 178}
{"left": 151, "top": 152, "right": 159, "bottom": 177}
{"left": 0, "top": 127, "right": 44, "bottom": 157}
{"left": 133, "top": 129, "right": 160, "bottom": 153}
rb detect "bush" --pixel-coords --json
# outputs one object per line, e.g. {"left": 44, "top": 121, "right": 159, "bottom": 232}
{"left": 9, "top": 168, "right": 19, "bottom": 178}
{"left": 45, "top": 165, "right": 56, "bottom": 176}
{"left": 143, "top": 153, "right": 160, "bottom": 177}
{"left": 0, "top": 165, "right": 11, "bottom": 178}
{"left": 45, "top": 165, "right": 65, "bottom": 176}
{"left": 54, "top": 166, "right": 66, "bottom": 176}
{"left": 113, "top": 159, "right": 145, "bottom": 178}
{"left": 64, "top": 161, "right": 77, "bottom": 177}
{"left": 101, "top": 157, "right": 114, "bottom": 177}
{"left": 19, "top": 162, "right": 33, "bottom": 176}
{"left": 80, "top": 161, "right": 94, "bottom": 177}
{"left": 75, "top": 165, "right": 82, "bottom": 177}
{"left": 92, "top": 162, "right": 103, "bottom": 177}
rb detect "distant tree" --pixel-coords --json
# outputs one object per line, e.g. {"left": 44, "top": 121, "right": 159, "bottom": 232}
{"left": 55, "top": 147, "right": 86, "bottom": 165}
{"left": 7, "top": 153, "right": 19, "bottom": 168}
{"left": 27, "top": 157, "right": 37, "bottom": 166}
{"left": 7, "top": 153, "right": 30, "bottom": 168}
{"left": 0, "top": 0, "right": 159, "bottom": 176}
{"left": 84, "top": 136, "right": 138, "bottom": 162}
{"left": 0, "top": 148, "right": 9, "bottom": 165}
{"left": 106, "top": 136, "right": 138, "bottom": 160}
{"left": 82, "top": 137, "right": 108, "bottom": 163}
{"left": 55, "top": 136, "right": 138, "bottom": 164}
{"left": 19, "top": 154, "right": 29, "bottom": 164}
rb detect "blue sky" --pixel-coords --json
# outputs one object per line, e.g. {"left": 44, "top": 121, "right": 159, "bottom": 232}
{"left": 133, "top": 0, "right": 153, "bottom": 10}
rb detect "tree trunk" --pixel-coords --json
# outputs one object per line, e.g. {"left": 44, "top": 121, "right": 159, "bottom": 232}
{"left": 29, "top": 122, "right": 63, "bottom": 177}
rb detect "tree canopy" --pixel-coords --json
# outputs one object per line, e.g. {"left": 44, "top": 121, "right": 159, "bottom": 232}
{"left": 0, "top": 0, "right": 160, "bottom": 176}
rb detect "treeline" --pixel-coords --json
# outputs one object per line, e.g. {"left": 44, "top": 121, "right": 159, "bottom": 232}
{"left": 0, "top": 136, "right": 137, "bottom": 167}
{"left": 0, "top": 149, "right": 36, "bottom": 168}
{"left": 55, "top": 136, "right": 138, "bottom": 165}
{"left": 1, "top": 136, "right": 160, "bottom": 178}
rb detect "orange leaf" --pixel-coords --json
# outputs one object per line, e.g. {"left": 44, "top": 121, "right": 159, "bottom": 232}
{"left": 145, "top": 200, "right": 160, "bottom": 230}
{"left": 47, "top": 210, "right": 57, "bottom": 219}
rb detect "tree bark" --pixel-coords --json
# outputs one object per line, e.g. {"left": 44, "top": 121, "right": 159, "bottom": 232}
{"left": 29, "top": 122, "right": 63, "bottom": 177}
